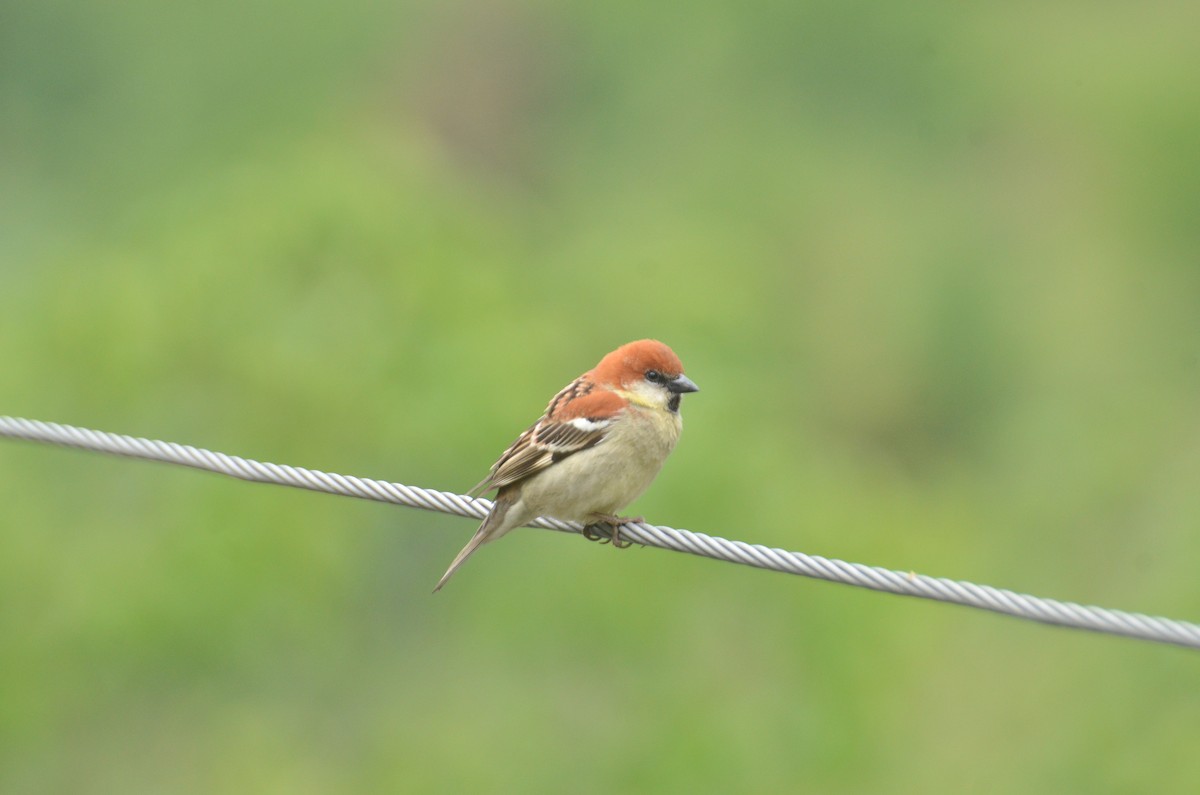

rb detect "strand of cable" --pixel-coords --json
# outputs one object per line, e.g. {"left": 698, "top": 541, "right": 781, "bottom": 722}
{"left": 2, "top": 415, "right": 1198, "bottom": 651}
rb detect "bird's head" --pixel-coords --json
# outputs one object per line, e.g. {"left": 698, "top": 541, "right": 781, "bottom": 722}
{"left": 593, "top": 339, "right": 699, "bottom": 413}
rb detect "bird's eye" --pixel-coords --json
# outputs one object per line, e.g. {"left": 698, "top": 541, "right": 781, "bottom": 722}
{"left": 645, "top": 370, "right": 664, "bottom": 384}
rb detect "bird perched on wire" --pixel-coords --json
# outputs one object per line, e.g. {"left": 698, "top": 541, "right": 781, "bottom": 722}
{"left": 434, "top": 339, "right": 699, "bottom": 591}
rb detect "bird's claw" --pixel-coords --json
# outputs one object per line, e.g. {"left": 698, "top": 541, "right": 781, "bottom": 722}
{"left": 581, "top": 523, "right": 611, "bottom": 544}
{"left": 581, "top": 514, "right": 642, "bottom": 548}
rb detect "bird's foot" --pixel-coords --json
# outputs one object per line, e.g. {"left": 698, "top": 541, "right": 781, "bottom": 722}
{"left": 582, "top": 513, "right": 643, "bottom": 548}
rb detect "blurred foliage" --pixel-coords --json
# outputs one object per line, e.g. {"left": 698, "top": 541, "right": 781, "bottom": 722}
{"left": 3, "top": 1, "right": 1200, "bottom": 792}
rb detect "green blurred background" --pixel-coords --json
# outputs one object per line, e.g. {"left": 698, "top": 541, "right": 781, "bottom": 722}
{"left": 3, "top": 1, "right": 1199, "bottom": 792}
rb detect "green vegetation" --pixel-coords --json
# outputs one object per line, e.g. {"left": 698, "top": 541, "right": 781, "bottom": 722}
{"left": 3, "top": 2, "right": 1199, "bottom": 792}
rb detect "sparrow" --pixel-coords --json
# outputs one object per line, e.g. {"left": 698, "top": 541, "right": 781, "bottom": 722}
{"left": 434, "top": 339, "right": 698, "bottom": 591}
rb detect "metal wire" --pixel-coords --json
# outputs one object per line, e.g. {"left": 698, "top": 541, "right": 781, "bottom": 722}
{"left": 2, "top": 414, "right": 1198, "bottom": 650}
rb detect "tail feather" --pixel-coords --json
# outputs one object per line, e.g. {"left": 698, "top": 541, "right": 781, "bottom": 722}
{"left": 433, "top": 491, "right": 520, "bottom": 592}
{"left": 432, "top": 531, "right": 489, "bottom": 592}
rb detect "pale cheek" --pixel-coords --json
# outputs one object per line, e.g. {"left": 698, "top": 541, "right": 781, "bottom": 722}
{"left": 626, "top": 382, "right": 668, "bottom": 409}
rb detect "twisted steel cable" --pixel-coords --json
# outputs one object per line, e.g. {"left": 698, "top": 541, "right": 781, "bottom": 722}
{"left": 3, "top": 414, "right": 1198, "bottom": 650}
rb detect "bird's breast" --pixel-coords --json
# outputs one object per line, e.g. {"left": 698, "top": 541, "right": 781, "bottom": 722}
{"left": 518, "top": 407, "right": 681, "bottom": 521}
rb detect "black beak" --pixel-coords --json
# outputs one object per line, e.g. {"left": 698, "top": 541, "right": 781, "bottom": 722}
{"left": 668, "top": 374, "right": 699, "bottom": 394}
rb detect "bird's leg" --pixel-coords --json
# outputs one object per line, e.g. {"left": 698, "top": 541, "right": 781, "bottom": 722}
{"left": 582, "top": 513, "right": 643, "bottom": 548}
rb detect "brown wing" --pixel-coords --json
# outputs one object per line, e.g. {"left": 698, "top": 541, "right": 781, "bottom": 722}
{"left": 469, "top": 381, "right": 625, "bottom": 495}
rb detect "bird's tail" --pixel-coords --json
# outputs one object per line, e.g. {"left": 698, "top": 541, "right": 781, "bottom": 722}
{"left": 433, "top": 492, "right": 519, "bottom": 592}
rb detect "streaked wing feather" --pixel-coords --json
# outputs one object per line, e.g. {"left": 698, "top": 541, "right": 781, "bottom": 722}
{"left": 472, "top": 418, "right": 611, "bottom": 494}
{"left": 535, "top": 420, "right": 608, "bottom": 450}
{"left": 470, "top": 379, "right": 623, "bottom": 495}
{"left": 474, "top": 426, "right": 549, "bottom": 492}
